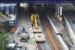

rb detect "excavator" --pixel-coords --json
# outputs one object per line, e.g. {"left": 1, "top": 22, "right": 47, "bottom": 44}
{"left": 31, "top": 13, "right": 41, "bottom": 32}
{"left": 31, "top": 14, "right": 39, "bottom": 28}
{"left": 30, "top": 14, "right": 46, "bottom": 43}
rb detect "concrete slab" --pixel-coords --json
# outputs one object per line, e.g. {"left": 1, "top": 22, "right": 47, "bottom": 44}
{"left": 34, "top": 33, "right": 45, "bottom": 42}
{"left": 33, "top": 27, "right": 42, "bottom": 33}
{"left": 29, "top": 32, "right": 34, "bottom": 38}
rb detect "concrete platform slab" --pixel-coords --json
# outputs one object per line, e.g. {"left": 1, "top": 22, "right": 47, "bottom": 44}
{"left": 34, "top": 33, "right": 45, "bottom": 42}
{"left": 33, "top": 27, "right": 42, "bottom": 33}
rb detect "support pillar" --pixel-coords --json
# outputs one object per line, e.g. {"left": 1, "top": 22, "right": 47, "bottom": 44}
{"left": 6, "top": 4, "right": 9, "bottom": 14}
{"left": 57, "top": 4, "right": 63, "bottom": 22}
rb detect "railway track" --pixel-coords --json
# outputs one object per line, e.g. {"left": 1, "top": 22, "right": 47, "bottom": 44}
{"left": 37, "top": 43, "right": 47, "bottom": 50}
{"left": 63, "top": 12, "right": 75, "bottom": 47}
{"left": 40, "top": 16, "right": 62, "bottom": 50}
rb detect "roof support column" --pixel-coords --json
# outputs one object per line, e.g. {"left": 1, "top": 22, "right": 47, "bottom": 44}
{"left": 56, "top": 4, "right": 63, "bottom": 22}
{"left": 6, "top": 4, "right": 9, "bottom": 14}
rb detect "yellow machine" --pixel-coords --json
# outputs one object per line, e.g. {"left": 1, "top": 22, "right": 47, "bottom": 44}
{"left": 31, "top": 14, "right": 35, "bottom": 26}
{"left": 31, "top": 14, "right": 39, "bottom": 29}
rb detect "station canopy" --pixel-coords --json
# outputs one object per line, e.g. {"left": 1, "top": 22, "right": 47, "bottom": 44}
{"left": 0, "top": 3, "right": 16, "bottom": 7}
{"left": 0, "top": 0, "right": 74, "bottom": 3}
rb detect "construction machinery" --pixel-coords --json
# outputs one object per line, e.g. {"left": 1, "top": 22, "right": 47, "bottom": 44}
{"left": 31, "top": 14, "right": 42, "bottom": 32}
{"left": 31, "top": 14, "right": 40, "bottom": 28}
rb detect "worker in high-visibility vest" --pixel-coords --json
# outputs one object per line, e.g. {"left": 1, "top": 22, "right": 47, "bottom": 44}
{"left": 34, "top": 14, "right": 38, "bottom": 28}
{"left": 31, "top": 14, "right": 35, "bottom": 26}
{"left": 34, "top": 14, "right": 39, "bottom": 29}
